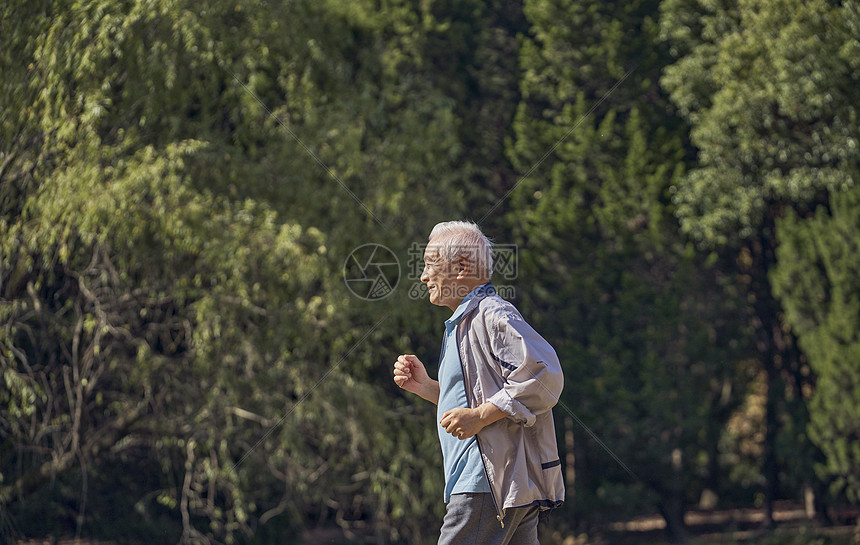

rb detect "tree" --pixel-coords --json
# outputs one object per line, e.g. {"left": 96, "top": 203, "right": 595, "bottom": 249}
{"left": 504, "top": 0, "right": 748, "bottom": 541}
{"left": 772, "top": 186, "right": 860, "bottom": 505}
{"left": 0, "top": 0, "right": 474, "bottom": 542}
{"left": 0, "top": 138, "right": 333, "bottom": 540}
{"left": 661, "top": 0, "right": 860, "bottom": 523}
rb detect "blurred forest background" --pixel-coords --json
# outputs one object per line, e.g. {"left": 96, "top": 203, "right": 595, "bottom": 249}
{"left": 2, "top": 0, "right": 859, "bottom": 544}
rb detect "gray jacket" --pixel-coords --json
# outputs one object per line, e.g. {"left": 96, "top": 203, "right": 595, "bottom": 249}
{"left": 455, "top": 284, "right": 565, "bottom": 525}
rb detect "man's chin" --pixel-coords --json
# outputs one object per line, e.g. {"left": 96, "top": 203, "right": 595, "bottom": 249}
{"left": 428, "top": 291, "right": 444, "bottom": 307}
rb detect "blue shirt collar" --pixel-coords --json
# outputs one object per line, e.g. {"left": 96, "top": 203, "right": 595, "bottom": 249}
{"left": 445, "top": 282, "right": 495, "bottom": 327}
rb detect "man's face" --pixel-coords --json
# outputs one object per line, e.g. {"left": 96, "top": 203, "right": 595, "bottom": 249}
{"left": 421, "top": 240, "right": 462, "bottom": 310}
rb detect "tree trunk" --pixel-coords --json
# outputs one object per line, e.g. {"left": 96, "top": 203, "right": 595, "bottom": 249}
{"left": 700, "top": 419, "right": 722, "bottom": 510}
{"left": 658, "top": 448, "right": 689, "bottom": 544}
{"left": 564, "top": 416, "right": 576, "bottom": 507}
{"left": 746, "top": 228, "right": 799, "bottom": 529}
{"left": 658, "top": 495, "right": 688, "bottom": 544}
{"left": 762, "top": 360, "right": 779, "bottom": 528}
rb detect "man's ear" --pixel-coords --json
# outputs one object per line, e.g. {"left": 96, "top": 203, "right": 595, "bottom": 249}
{"left": 455, "top": 256, "right": 471, "bottom": 279}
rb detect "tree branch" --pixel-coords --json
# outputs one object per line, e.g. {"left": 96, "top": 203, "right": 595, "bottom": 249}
{"left": 0, "top": 401, "right": 148, "bottom": 505}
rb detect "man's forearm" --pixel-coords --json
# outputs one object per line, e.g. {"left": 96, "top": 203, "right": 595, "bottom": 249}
{"left": 476, "top": 401, "right": 508, "bottom": 427}
{"left": 438, "top": 401, "right": 509, "bottom": 439}
{"left": 419, "top": 380, "right": 441, "bottom": 405}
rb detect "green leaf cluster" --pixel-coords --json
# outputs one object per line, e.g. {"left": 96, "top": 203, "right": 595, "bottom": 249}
{"left": 661, "top": 0, "right": 860, "bottom": 517}
{"left": 773, "top": 186, "right": 860, "bottom": 502}
{"left": 661, "top": 0, "right": 860, "bottom": 246}
{"left": 1, "top": 0, "right": 470, "bottom": 542}
{"left": 504, "top": 1, "right": 749, "bottom": 539}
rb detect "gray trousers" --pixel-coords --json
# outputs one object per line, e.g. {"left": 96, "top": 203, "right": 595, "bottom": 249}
{"left": 438, "top": 493, "right": 540, "bottom": 545}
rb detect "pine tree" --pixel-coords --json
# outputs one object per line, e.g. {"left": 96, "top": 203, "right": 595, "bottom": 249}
{"left": 772, "top": 186, "right": 860, "bottom": 505}
{"left": 504, "top": 0, "right": 747, "bottom": 540}
{"left": 661, "top": 0, "right": 860, "bottom": 522}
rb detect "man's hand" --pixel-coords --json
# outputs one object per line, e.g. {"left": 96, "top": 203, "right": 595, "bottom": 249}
{"left": 393, "top": 354, "right": 440, "bottom": 405}
{"left": 439, "top": 402, "right": 507, "bottom": 440}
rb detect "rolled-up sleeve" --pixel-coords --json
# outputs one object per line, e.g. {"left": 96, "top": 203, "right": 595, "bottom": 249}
{"left": 485, "top": 311, "right": 563, "bottom": 426}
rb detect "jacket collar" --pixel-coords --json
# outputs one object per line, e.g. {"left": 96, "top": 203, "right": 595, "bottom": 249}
{"left": 455, "top": 282, "right": 496, "bottom": 321}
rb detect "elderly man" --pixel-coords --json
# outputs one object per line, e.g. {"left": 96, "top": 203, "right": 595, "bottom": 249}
{"left": 393, "top": 221, "right": 564, "bottom": 545}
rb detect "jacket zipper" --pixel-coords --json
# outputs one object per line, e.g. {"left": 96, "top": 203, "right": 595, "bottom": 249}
{"left": 474, "top": 434, "right": 505, "bottom": 528}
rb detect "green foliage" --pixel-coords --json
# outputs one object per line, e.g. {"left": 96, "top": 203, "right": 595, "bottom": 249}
{"left": 1, "top": 0, "right": 467, "bottom": 542}
{"left": 506, "top": 0, "right": 749, "bottom": 538}
{"left": 661, "top": 0, "right": 860, "bottom": 246}
{"left": 0, "top": 137, "right": 333, "bottom": 540}
{"left": 662, "top": 0, "right": 860, "bottom": 520}
{"left": 2, "top": 0, "right": 860, "bottom": 542}
{"left": 772, "top": 185, "right": 860, "bottom": 503}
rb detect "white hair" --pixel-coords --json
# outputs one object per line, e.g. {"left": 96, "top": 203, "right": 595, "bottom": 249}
{"left": 428, "top": 221, "right": 493, "bottom": 280}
